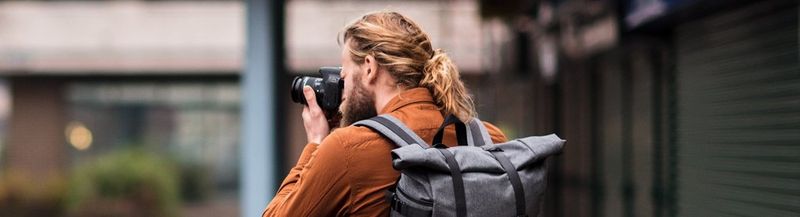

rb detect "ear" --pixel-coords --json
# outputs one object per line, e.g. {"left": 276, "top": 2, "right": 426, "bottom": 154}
{"left": 363, "top": 55, "right": 380, "bottom": 85}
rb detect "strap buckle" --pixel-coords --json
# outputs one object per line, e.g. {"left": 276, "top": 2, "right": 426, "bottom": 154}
{"left": 484, "top": 146, "right": 503, "bottom": 152}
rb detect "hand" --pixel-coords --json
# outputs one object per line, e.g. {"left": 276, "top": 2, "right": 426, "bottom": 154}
{"left": 301, "top": 86, "right": 330, "bottom": 144}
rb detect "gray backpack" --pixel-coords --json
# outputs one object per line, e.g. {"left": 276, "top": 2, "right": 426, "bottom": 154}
{"left": 354, "top": 114, "right": 565, "bottom": 217}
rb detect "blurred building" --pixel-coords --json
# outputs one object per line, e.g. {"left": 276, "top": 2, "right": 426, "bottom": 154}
{"left": 1, "top": 0, "right": 797, "bottom": 217}
{"left": 0, "top": 0, "right": 498, "bottom": 216}
{"left": 0, "top": 1, "right": 244, "bottom": 216}
{"left": 471, "top": 0, "right": 798, "bottom": 217}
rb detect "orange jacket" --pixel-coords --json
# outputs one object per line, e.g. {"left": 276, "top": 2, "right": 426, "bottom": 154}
{"left": 263, "top": 88, "right": 507, "bottom": 217}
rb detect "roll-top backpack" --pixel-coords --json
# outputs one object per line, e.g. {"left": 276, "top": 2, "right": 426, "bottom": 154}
{"left": 354, "top": 114, "right": 565, "bottom": 217}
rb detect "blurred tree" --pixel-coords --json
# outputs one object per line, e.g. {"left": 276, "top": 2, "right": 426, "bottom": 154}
{"left": 65, "top": 149, "right": 180, "bottom": 217}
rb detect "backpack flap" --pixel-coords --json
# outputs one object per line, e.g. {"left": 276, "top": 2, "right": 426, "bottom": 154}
{"left": 390, "top": 145, "right": 450, "bottom": 171}
{"left": 392, "top": 134, "right": 565, "bottom": 172}
{"left": 391, "top": 145, "right": 508, "bottom": 173}
{"left": 480, "top": 134, "right": 566, "bottom": 170}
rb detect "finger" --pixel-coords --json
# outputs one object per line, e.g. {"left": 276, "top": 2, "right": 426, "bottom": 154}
{"left": 303, "top": 86, "right": 320, "bottom": 110}
{"left": 302, "top": 105, "right": 309, "bottom": 120}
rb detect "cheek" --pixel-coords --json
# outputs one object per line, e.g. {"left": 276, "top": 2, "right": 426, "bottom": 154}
{"left": 343, "top": 74, "right": 355, "bottom": 98}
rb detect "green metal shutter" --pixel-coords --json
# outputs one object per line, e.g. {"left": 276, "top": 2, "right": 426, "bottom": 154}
{"left": 675, "top": 2, "right": 800, "bottom": 217}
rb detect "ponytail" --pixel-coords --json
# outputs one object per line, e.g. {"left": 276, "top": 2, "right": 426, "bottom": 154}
{"left": 421, "top": 49, "right": 476, "bottom": 122}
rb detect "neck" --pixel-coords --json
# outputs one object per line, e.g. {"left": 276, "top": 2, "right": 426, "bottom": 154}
{"left": 374, "top": 84, "right": 403, "bottom": 113}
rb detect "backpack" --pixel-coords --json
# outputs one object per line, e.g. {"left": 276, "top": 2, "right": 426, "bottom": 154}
{"left": 354, "top": 114, "right": 566, "bottom": 217}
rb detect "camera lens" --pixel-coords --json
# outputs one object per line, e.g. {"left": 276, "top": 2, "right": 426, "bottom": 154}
{"left": 290, "top": 67, "right": 342, "bottom": 113}
{"left": 291, "top": 76, "right": 319, "bottom": 105}
{"left": 291, "top": 76, "right": 304, "bottom": 104}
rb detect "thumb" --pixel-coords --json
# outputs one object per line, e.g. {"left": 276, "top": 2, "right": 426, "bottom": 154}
{"left": 303, "top": 86, "right": 320, "bottom": 109}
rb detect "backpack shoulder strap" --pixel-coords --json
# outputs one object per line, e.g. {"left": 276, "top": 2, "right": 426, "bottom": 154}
{"left": 353, "top": 114, "right": 429, "bottom": 148}
{"left": 467, "top": 117, "right": 494, "bottom": 146}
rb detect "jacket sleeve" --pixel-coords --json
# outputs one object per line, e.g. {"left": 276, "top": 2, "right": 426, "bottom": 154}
{"left": 262, "top": 131, "right": 351, "bottom": 217}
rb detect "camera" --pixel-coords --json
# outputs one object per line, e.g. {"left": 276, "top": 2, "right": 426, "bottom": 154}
{"left": 291, "top": 67, "right": 343, "bottom": 113}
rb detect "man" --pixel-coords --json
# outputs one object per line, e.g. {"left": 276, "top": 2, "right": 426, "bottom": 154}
{"left": 263, "top": 11, "right": 507, "bottom": 216}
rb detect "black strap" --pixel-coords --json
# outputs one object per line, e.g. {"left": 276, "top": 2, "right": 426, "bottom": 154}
{"left": 437, "top": 148, "right": 467, "bottom": 217}
{"left": 433, "top": 115, "right": 469, "bottom": 146}
{"left": 354, "top": 115, "right": 430, "bottom": 148}
{"left": 389, "top": 192, "right": 433, "bottom": 217}
{"left": 371, "top": 116, "right": 420, "bottom": 146}
{"left": 489, "top": 148, "right": 527, "bottom": 216}
{"left": 467, "top": 118, "right": 493, "bottom": 147}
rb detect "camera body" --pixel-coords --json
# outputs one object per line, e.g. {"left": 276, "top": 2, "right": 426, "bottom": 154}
{"left": 291, "top": 67, "right": 343, "bottom": 113}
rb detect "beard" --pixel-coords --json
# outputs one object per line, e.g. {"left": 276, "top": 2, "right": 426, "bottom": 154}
{"left": 339, "top": 73, "right": 377, "bottom": 127}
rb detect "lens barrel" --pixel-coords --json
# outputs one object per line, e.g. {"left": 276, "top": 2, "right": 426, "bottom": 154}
{"left": 291, "top": 76, "right": 321, "bottom": 105}
{"left": 290, "top": 67, "right": 343, "bottom": 113}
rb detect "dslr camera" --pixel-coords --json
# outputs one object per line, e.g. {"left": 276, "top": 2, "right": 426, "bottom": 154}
{"left": 291, "top": 67, "right": 343, "bottom": 114}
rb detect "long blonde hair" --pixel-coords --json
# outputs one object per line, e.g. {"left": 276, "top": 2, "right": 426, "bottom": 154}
{"left": 341, "top": 11, "right": 476, "bottom": 121}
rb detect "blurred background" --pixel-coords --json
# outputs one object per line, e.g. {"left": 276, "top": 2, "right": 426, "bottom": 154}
{"left": 0, "top": 0, "right": 797, "bottom": 217}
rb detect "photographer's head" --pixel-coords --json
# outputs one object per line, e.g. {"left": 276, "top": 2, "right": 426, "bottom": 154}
{"left": 338, "top": 11, "right": 475, "bottom": 126}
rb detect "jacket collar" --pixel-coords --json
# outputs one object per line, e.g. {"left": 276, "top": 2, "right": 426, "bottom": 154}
{"left": 379, "top": 88, "right": 436, "bottom": 114}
